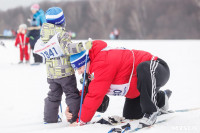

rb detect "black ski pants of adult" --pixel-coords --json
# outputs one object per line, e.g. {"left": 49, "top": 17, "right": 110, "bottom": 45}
{"left": 28, "top": 29, "right": 43, "bottom": 63}
{"left": 123, "top": 58, "right": 170, "bottom": 119}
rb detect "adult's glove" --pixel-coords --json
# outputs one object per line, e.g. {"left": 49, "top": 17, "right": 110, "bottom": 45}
{"left": 97, "top": 95, "right": 110, "bottom": 113}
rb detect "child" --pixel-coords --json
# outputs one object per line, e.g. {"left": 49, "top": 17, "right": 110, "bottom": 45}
{"left": 15, "top": 24, "right": 29, "bottom": 64}
{"left": 33, "top": 7, "right": 85, "bottom": 124}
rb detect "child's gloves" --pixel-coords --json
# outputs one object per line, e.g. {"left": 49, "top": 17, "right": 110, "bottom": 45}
{"left": 84, "top": 38, "right": 92, "bottom": 50}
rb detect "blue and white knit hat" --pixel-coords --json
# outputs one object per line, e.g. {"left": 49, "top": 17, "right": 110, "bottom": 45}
{"left": 70, "top": 50, "right": 90, "bottom": 69}
{"left": 45, "top": 7, "right": 65, "bottom": 25}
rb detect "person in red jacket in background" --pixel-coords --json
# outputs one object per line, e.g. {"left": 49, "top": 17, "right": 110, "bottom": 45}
{"left": 15, "top": 24, "right": 30, "bottom": 64}
{"left": 67, "top": 40, "right": 171, "bottom": 128}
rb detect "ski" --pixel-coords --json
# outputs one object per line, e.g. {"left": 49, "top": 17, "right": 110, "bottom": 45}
{"left": 128, "top": 116, "right": 175, "bottom": 133}
{"left": 30, "top": 63, "right": 41, "bottom": 66}
{"left": 108, "top": 123, "right": 131, "bottom": 133}
{"left": 107, "top": 107, "right": 200, "bottom": 133}
{"left": 174, "top": 107, "right": 200, "bottom": 112}
{"left": 127, "top": 107, "right": 200, "bottom": 133}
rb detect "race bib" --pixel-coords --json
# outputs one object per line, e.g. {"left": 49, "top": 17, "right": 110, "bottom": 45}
{"left": 33, "top": 33, "right": 64, "bottom": 59}
{"left": 105, "top": 49, "right": 135, "bottom": 97}
{"left": 107, "top": 83, "right": 129, "bottom": 96}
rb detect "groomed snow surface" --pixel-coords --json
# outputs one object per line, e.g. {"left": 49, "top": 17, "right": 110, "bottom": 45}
{"left": 0, "top": 39, "right": 200, "bottom": 133}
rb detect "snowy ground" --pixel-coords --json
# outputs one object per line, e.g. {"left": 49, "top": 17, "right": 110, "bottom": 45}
{"left": 0, "top": 39, "right": 200, "bottom": 133}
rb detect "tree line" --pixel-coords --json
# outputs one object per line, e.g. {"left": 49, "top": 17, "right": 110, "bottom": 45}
{"left": 1, "top": 0, "right": 200, "bottom": 39}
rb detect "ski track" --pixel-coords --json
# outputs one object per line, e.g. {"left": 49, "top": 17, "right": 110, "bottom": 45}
{"left": 0, "top": 39, "right": 200, "bottom": 133}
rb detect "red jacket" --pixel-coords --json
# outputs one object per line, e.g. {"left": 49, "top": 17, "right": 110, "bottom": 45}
{"left": 80, "top": 40, "right": 157, "bottom": 123}
{"left": 15, "top": 33, "right": 29, "bottom": 47}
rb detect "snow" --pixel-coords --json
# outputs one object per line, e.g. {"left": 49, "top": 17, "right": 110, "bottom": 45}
{"left": 0, "top": 39, "right": 200, "bottom": 133}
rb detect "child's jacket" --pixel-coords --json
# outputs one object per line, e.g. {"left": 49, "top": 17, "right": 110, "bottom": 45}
{"left": 34, "top": 23, "right": 84, "bottom": 79}
{"left": 15, "top": 33, "right": 29, "bottom": 48}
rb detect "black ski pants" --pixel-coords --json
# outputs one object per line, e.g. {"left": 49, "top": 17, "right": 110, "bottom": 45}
{"left": 28, "top": 29, "right": 43, "bottom": 63}
{"left": 123, "top": 58, "right": 170, "bottom": 119}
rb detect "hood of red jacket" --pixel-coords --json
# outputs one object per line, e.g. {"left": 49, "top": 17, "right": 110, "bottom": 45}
{"left": 89, "top": 40, "right": 107, "bottom": 61}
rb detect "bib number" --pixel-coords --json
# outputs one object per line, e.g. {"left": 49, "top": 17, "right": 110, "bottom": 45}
{"left": 34, "top": 33, "right": 64, "bottom": 59}
{"left": 40, "top": 47, "right": 58, "bottom": 58}
{"left": 107, "top": 83, "right": 129, "bottom": 96}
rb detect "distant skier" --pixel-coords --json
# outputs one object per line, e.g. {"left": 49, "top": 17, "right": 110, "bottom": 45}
{"left": 27, "top": 3, "right": 46, "bottom": 64}
{"left": 113, "top": 28, "right": 120, "bottom": 39}
{"left": 109, "top": 32, "right": 115, "bottom": 40}
{"left": 109, "top": 28, "right": 120, "bottom": 40}
{"left": 14, "top": 24, "right": 30, "bottom": 64}
{"left": 66, "top": 40, "right": 171, "bottom": 128}
{"left": 33, "top": 7, "right": 84, "bottom": 124}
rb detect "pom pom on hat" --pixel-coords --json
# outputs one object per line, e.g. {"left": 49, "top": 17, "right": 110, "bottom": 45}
{"left": 45, "top": 7, "right": 65, "bottom": 25}
{"left": 70, "top": 50, "right": 90, "bottom": 69}
{"left": 31, "top": 4, "right": 40, "bottom": 11}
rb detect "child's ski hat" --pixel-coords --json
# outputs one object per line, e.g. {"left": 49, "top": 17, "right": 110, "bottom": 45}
{"left": 31, "top": 4, "right": 40, "bottom": 11}
{"left": 45, "top": 7, "right": 65, "bottom": 25}
{"left": 70, "top": 50, "right": 90, "bottom": 69}
{"left": 19, "top": 24, "right": 27, "bottom": 29}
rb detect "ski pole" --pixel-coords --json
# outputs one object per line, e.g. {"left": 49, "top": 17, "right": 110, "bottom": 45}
{"left": 78, "top": 51, "right": 88, "bottom": 123}
{"left": 60, "top": 103, "right": 63, "bottom": 113}
{"left": 57, "top": 103, "right": 63, "bottom": 122}
{"left": 122, "top": 127, "right": 131, "bottom": 133}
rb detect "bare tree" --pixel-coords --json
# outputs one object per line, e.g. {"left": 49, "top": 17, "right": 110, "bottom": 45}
{"left": 129, "top": 11, "right": 144, "bottom": 39}
{"left": 192, "top": 0, "right": 200, "bottom": 23}
{"left": 0, "top": 0, "right": 200, "bottom": 39}
{"left": 88, "top": 0, "right": 119, "bottom": 38}
{"left": 64, "top": 3, "right": 83, "bottom": 31}
{"left": 193, "top": 0, "right": 200, "bottom": 7}
{"left": 128, "top": 0, "right": 149, "bottom": 39}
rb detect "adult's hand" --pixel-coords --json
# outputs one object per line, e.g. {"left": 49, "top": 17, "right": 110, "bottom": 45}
{"left": 65, "top": 107, "right": 86, "bottom": 127}
{"left": 65, "top": 106, "right": 73, "bottom": 122}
